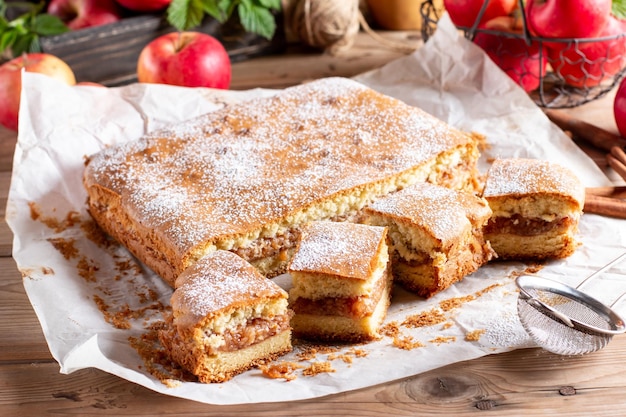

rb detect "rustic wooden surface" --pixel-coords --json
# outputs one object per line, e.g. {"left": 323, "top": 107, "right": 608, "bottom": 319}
{"left": 2, "top": 30, "right": 626, "bottom": 416}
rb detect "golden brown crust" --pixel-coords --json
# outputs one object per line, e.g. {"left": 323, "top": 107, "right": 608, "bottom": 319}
{"left": 288, "top": 222, "right": 392, "bottom": 342}
{"left": 482, "top": 158, "right": 585, "bottom": 211}
{"left": 161, "top": 251, "right": 292, "bottom": 383}
{"left": 83, "top": 77, "right": 479, "bottom": 285}
{"left": 159, "top": 326, "right": 292, "bottom": 383}
{"left": 288, "top": 221, "right": 388, "bottom": 280}
{"left": 364, "top": 182, "right": 493, "bottom": 252}
{"left": 482, "top": 158, "right": 584, "bottom": 260}
{"left": 290, "top": 269, "right": 393, "bottom": 343}
{"left": 170, "top": 251, "right": 288, "bottom": 331}
{"left": 363, "top": 183, "right": 495, "bottom": 298}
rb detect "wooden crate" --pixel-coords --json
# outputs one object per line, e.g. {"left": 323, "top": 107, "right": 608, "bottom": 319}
{"left": 39, "top": 13, "right": 286, "bottom": 86}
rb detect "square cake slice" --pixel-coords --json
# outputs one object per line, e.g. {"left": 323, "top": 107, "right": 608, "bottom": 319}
{"left": 159, "top": 250, "right": 292, "bottom": 383}
{"left": 481, "top": 158, "right": 585, "bottom": 260}
{"left": 288, "top": 221, "right": 392, "bottom": 342}
{"left": 364, "top": 182, "right": 495, "bottom": 298}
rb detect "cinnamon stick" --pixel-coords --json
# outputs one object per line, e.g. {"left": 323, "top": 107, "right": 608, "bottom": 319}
{"left": 584, "top": 194, "right": 626, "bottom": 219}
{"left": 607, "top": 154, "right": 626, "bottom": 182}
{"left": 544, "top": 109, "right": 626, "bottom": 152}
{"left": 586, "top": 186, "right": 626, "bottom": 199}
{"left": 611, "top": 145, "right": 626, "bottom": 164}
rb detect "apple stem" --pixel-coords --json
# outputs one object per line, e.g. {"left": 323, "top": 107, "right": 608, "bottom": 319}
{"left": 174, "top": 31, "right": 185, "bottom": 53}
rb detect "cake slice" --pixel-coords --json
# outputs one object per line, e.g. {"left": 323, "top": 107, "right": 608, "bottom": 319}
{"left": 288, "top": 221, "right": 392, "bottom": 342}
{"left": 481, "top": 158, "right": 585, "bottom": 260}
{"left": 159, "top": 250, "right": 292, "bottom": 383}
{"left": 363, "top": 182, "right": 495, "bottom": 298}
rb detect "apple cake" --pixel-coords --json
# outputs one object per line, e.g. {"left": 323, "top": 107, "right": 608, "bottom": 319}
{"left": 287, "top": 221, "right": 392, "bottom": 342}
{"left": 158, "top": 250, "right": 292, "bottom": 383}
{"left": 363, "top": 182, "right": 495, "bottom": 298}
{"left": 481, "top": 158, "right": 585, "bottom": 260}
{"left": 83, "top": 76, "right": 480, "bottom": 287}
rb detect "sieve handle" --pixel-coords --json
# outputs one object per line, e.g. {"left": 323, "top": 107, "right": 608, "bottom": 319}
{"left": 528, "top": 297, "right": 574, "bottom": 328}
{"left": 610, "top": 292, "right": 626, "bottom": 308}
{"left": 576, "top": 252, "right": 626, "bottom": 291}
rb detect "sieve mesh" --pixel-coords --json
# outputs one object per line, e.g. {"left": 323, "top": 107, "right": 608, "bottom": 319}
{"left": 515, "top": 269, "right": 626, "bottom": 356}
{"left": 527, "top": 288, "right": 614, "bottom": 331}
{"left": 517, "top": 291, "right": 613, "bottom": 355}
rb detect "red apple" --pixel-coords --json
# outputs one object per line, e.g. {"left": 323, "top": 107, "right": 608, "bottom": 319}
{"left": 115, "top": 0, "right": 171, "bottom": 12}
{"left": 0, "top": 53, "right": 76, "bottom": 131}
{"left": 474, "top": 31, "right": 547, "bottom": 92}
{"left": 137, "top": 31, "right": 231, "bottom": 89}
{"left": 47, "top": 0, "right": 123, "bottom": 30}
{"left": 547, "top": 17, "right": 626, "bottom": 88}
{"left": 525, "top": 0, "right": 612, "bottom": 39}
{"left": 614, "top": 76, "right": 626, "bottom": 137}
{"left": 444, "top": 0, "right": 517, "bottom": 29}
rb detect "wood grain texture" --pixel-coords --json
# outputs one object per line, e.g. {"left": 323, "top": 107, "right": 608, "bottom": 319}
{"left": 2, "top": 343, "right": 626, "bottom": 416}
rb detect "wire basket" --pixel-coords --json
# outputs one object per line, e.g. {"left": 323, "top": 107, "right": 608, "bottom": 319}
{"left": 420, "top": 0, "right": 626, "bottom": 108}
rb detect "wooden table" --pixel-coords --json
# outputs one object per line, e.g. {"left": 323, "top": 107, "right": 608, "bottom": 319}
{"left": 2, "top": 31, "right": 626, "bottom": 416}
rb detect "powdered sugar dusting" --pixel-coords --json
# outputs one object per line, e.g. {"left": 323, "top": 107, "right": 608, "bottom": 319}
{"left": 172, "top": 251, "right": 285, "bottom": 319}
{"left": 288, "top": 221, "right": 386, "bottom": 279}
{"left": 84, "top": 77, "right": 472, "bottom": 254}
{"left": 483, "top": 158, "right": 585, "bottom": 205}
{"left": 367, "top": 183, "right": 489, "bottom": 243}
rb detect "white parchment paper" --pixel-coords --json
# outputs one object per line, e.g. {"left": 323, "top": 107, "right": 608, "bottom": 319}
{"left": 6, "top": 15, "right": 626, "bottom": 405}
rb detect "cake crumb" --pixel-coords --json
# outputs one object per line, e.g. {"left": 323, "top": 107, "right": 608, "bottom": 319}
{"left": 77, "top": 256, "right": 99, "bottom": 282}
{"left": 380, "top": 321, "right": 400, "bottom": 338}
{"left": 465, "top": 329, "right": 486, "bottom": 341}
{"left": 302, "top": 361, "right": 335, "bottom": 376}
{"left": 29, "top": 201, "right": 81, "bottom": 233}
{"left": 429, "top": 336, "right": 456, "bottom": 345}
{"left": 347, "top": 347, "right": 368, "bottom": 358}
{"left": 47, "top": 237, "right": 79, "bottom": 260}
{"left": 41, "top": 266, "right": 55, "bottom": 275}
{"left": 393, "top": 335, "right": 425, "bottom": 350}
{"left": 439, "top": 296, "right": 475, "bottom": 312}
{"left": 260, "top": 361, "right": 303, "bottom": 381}
{"left": 295, "top": 344, "right": 339, "bottom": 361}
{"left": 402, "top": 308, "right": 447, "bottom": 328}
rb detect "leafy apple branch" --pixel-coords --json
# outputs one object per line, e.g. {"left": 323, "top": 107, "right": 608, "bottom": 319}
{"left": 167, "top": 0, "right": 282, "bottom": 40}
{"left": 0, "top": 1, "right": 68, "bottom": 59}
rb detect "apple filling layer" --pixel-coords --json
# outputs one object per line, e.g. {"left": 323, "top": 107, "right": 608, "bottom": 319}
{"left": 484, "top": 214, "right": 575, "bottom": 237}
{"left": 290, "top": 275, "right": 387, "bottom": 319}
{"left": 202, "top": 314, "right": 292, "bottom": 356}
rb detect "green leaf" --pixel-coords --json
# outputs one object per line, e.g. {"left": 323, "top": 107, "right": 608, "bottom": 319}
{"left": 255, "top": 0, "right": 280, "bottom": 11}
{"left": 167, "top": 0, "right": 278, "bottom": 38}
{"left": 0, "top": 1, "right": 64, "bottom": 56}
{"left": 167, "top": 0, "right": 205, "bottom": 31}
{"left": 10, "top": 32, "right": 36, "bottom": 56}
{"left": 201, "top": 0, "right": 226, "bottom": 22}
{"left": 31, "top": 14, "right": 68, "bottom": 36}
{"left": 0, "top": 28, "right": 17, "bottom": 53}
{"left": 238, "top": 1, "right": 275, "bottom": 40}
{"left": 613, "top": 0, "right": 626, "bottom": 19}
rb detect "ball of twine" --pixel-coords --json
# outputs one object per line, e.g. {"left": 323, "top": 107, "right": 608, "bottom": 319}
{"left": 288, "top": 0, "right": 360, "bottom": 55}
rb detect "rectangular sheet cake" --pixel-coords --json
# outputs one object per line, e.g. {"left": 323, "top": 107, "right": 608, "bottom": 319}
{"left": 83, "top": 77, "right": 480, "bottom": 286}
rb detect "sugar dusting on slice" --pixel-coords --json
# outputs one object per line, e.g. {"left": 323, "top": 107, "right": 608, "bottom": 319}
{"left": 172, "top": 251, "right": 285, "bottom": 319}
{"left": 367, "top": 183, "right": 485, "bottom": 242}
{"left": 288, "top": 221, "right": 386, "bottom": 278}
{"left": 483, "top": 158, "right": 585, "bottom": 206}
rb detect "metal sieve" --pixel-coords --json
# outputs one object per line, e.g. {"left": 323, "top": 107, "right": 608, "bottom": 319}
{"left": 515, "top": 253, "right": 626, "bottom": 355}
